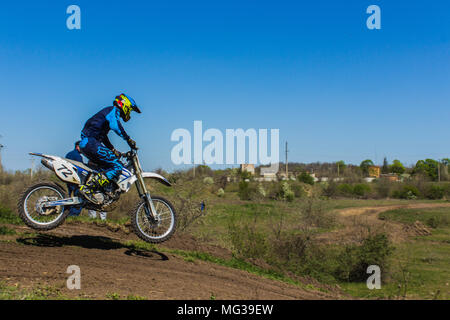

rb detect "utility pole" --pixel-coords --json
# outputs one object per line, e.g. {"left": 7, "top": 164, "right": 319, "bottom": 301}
{"left": 30, "top": 158, "right": 35, "bottom": 179}
{"left": 285, "top": 141, "right": 289, "bottom": 178}
{"left": 438, "top": 159, "right": 441, "bottom": 183}
{"left": 0, "top": 143, "right": 3, "bottom": 172}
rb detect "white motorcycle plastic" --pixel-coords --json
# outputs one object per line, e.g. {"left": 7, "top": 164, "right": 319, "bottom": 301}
{"left": 18, "top": 148, "right": 177, "bottom": 243}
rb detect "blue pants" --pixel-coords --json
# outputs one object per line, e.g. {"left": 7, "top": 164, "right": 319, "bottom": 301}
{"left": 67, "top": 184, "right": 82, "bottom": 216}
{"left": 79, "top": 137, "right": 123, "bottom": 181}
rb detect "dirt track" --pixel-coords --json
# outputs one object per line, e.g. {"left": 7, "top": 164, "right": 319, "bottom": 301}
{"left": 318, "top": 202, "right": 450, "bottom": 244}
{"left": 0, "top": 222, "right": 342, "bottom": 300}
{"left": 336, "top": 202, "right": 450, "bottom": 217}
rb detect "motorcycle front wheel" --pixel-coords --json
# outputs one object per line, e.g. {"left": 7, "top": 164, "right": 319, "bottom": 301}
{"left": 130, "top": 196, "right": 177, "bottom": 244}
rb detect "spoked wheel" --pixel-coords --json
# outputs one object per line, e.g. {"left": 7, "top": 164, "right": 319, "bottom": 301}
{"left": 18, "top": 182, "right": 69, "bottom": 231}
{"left": 131, "top": 196, "right": 177, "bottom": 243}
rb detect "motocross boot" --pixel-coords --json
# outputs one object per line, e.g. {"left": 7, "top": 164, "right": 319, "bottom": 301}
{"left": 79, "top": 173, "right": 110, "bottom": 204}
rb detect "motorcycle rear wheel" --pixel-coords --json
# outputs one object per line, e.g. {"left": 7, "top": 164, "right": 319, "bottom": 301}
{"left": 18, "top": 182, "right": 69, "bottom": 231}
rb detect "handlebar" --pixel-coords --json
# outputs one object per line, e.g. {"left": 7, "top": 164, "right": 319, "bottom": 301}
{"left": 118, "top": 148, "right": 138, "bottom": 160}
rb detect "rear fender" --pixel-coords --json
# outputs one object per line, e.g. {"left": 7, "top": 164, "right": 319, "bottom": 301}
{"left": 30, "top": 153, "right": 82, "bottom": 185}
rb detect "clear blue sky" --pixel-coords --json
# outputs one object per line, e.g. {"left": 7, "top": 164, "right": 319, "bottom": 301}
{"left": 0, "top": 0, "right": 449, "bottom": 172}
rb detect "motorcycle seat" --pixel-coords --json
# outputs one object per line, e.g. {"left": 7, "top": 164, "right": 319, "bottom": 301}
{"left": 64, "top": 158, "right": 97, "bottom": 173}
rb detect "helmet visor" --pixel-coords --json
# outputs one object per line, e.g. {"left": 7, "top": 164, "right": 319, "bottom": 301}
{"left": 133, "top": 105, "right": 142, "bottom": 113}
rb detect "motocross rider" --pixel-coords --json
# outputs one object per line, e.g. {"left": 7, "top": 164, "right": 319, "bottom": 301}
{"left": 78, "top": 94, "right": 141, "bottom": 203}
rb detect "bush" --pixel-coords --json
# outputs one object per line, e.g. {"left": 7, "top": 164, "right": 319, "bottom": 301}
{"left": 239, "top": 170, "right": 253, "bottom": 181}
{"left": 228, "top": 220, "right": 268, "bottom": 259}
{"left": 225, "top": 204, "right": 394, "bottom": 284}
{"left": 0, "top": 205, "right": 22, "bottom": 225}
{"left": 216, "top": 188, "right": 225, "bottom": 197}
{"left": 170, "top": 178, "right": 209, "bottom": 232}
{"left": 257, "top": 184, "right": 266, "bottom": 198}
{"left": 425, "top": 185, "right": 445, "bottom": 200}
{"left": 352, "top": 184, "right": 371, "bottom": 198}
{"left": 297, "top": 172, "right": 314, "bottom": 185}
{"left": 374, "top": 179, "right": 393, "bottom": 198}
{"left": 238, "top": 181, "right": 257, "bottom": 201}
{"left": 324, "top": 181, "right": 338, "bottom": 198}
{"left": 265, "top": 182, "right": 280, "bottom": 199}
{"left": 278, "top": 182, "right": 295, "bottom": 202}
{"left": 392, "top": 185, "right": 420, "bottom": 199}
{"left": 203, "top": 177, "right": 214, "bottom": 185}
{"left": 337, "top": 183, "right": 353, "bottom": 196}
{"left": 290, "top": 182, "right": 307, "bottom": 198}
{"left": 335, "top": 233, "right": 394, "bottom": 282}
{"left": 444, "top": 183, "right": 450, "bottom": 197}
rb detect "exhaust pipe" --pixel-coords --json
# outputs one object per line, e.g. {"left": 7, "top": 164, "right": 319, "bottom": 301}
{"left": 41, "top": 158, "right": 54, "bottom": 171}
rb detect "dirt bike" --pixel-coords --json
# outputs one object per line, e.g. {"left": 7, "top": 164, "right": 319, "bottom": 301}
{"left": 17, "top": 147, "right": 177, "bottom": 243}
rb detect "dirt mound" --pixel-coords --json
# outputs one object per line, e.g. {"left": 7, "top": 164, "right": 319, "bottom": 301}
{"left": 403, "top": 221, "right": 432, "bottom": 236}
{"left": 0, "top": 223, "right": 344, "bottom": 300}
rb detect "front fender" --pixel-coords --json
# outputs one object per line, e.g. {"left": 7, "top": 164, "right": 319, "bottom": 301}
{"left": 141, "top": 172, "right": 172, "bottom": 187}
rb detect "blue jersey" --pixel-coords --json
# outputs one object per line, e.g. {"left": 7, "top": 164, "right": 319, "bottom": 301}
{"left": 81, "top": 106, "right": 130, "bottom": 150}
{"left": 65, "top": 149, "right": 83, "bottom": 163}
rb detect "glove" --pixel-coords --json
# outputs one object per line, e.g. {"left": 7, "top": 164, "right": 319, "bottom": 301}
{"left": 127, "top": 138, "right": 137, "bottom": 150}
{"left": 112, "top": 148, "right": 121, "bottom": 158}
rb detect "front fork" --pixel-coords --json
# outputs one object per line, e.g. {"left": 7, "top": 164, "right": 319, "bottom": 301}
{"left": 133, "top": 157, "right": 159, "bottom": 221}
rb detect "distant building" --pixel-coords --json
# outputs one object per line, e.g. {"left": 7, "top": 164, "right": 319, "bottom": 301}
{"left": 399, "top": 173, "right": 411, "bottom": 182}
{"left": 278, "top": 172, "right": 296, "bottom": 181}
{"left": 259, "top": 172, "right": 277, "bottom": 182}
{"left": 380, "top": 173, "right": 399, "bottom": 182}
{"left": 278, "top": 172, "right": 287, "bottom": 180}
{"left": 368, "top": 166, "right": 381, "bottom": 178}
{"left": 240, "top": 164, "right": 255, "bottom": 175}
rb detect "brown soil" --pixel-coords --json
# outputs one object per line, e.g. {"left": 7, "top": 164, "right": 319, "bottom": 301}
{"left": 0, "top": 222, "right": 344, "bottom": 300}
